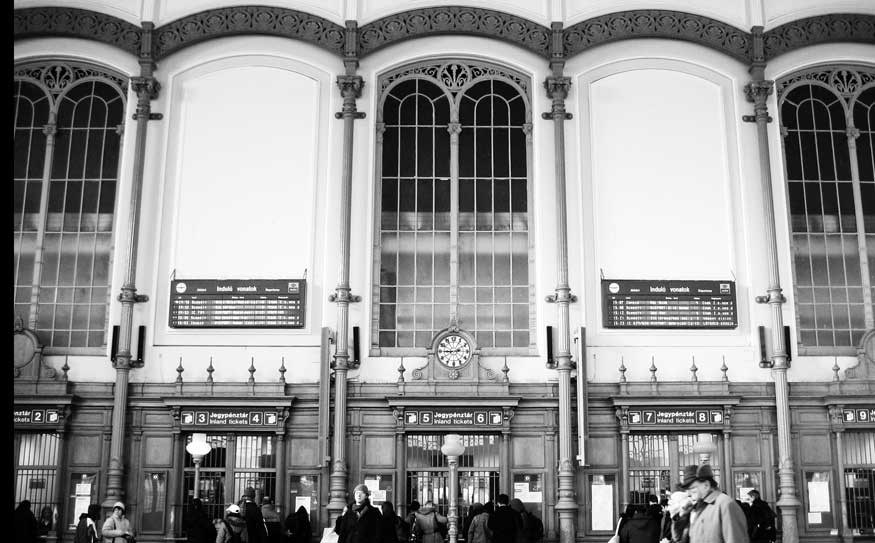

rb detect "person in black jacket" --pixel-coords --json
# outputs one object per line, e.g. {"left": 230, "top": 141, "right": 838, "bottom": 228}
{"left": 14, "top": 500, "right": 40, "bottom": 543}
{"left": 747, "top": 490, "right": 776, "bottom": 543}
{"left": 487, "top": 494, "right": 520, "bottom": 543}
{"left": 337, "top": 484, "right": 382, "bottom": 543}
{"left": 287, "top": 505, "right": 312, "bottom": 543}
{"left": 185, "top": 498, "right": 216, "bottom": 543}
{"left": 241, "top": 487, "right": 267, "bottom": 543}
{"left": 617, "top": 504, "right": 660, "bottom": 543}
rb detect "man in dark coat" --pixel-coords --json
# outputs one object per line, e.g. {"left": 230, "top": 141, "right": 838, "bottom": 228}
{"left": 487, "top": 494, "right": 520, "bottom": 543}
{"left": 241, "top": 487, "right": 267, "bottom": 543}
{"left": 747, "top": 490, "right": 777, "bottom": 543}
{"left": 617, "top": 504, "right": 660, "bottom": 543}
{"left": 14, "top": 500, "right": 40, "bottom": 543}
{"left": 337, "top": 484, "right": 382, "bottom": 543}
{"left": 185, "top": 498, "right": 217, "bottom": 543}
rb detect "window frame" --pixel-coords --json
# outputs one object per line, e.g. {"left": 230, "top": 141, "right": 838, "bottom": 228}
{"left": 370, "top": 59, "right": 536, "bottom": 357}
{"left": 777, "top": 64, "right": 875, "bottom": 355}
{"left": 13, "top": 60, "right": 128, "bottom": 354}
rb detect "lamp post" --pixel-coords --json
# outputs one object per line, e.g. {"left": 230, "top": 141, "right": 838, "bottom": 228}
{"left": 441, "top": 435, "right": 466, "bottom": 543}
{"left": 186, "top": 433, "right": 212, "bottom": 500}
{"left": 694, "top": 433, "right": 717, "bottom": 465}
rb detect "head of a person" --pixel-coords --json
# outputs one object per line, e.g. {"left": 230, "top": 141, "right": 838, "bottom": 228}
{"left": 381, "top": 502, "right": 396, "bottom": 517}
{"left": 497, "top": 494, "right": 510, "bottom": 507}
{"left": 17, "top": 500, "right": 31, "bottom": 512}
{"left": 226, "top": 504, "right": 242, "bottom": 518}
{"left": 262, "top": 497, "right": 273, "bottom": 506}
{"left": 112, "top": 502, "right": 126, "bottom": 518}
{"left": 484, "top": 501, "right": 494, "bottom": 514}
{"left": 353, "top": 484, "right": 370, "bottom": 505}
{"left": 409, "top": 500, "right": 420, "bottom": 513}
{"left": 509, "top": 498, "right": 525, "bottom": 513}
{"left": 470, "top": 503, "right": 484, "bottom": 516}
{"left": 39, "top": 505, "right": 53, "bottom": 522}
{"left": 633, "top": 504, "right": 649, "bottom": 517}
{"left": 623, "top": 504, "right": 636, "bottom": 518}
{"left": 87, "top": 504, "right": 102, "bottom": 522}
{"left": 245, "top": 487, "right": 256, "bottom": 501}
{"left": 681, "top": 464, "right": 718, "bottom": 502}
{"left": 297, "top": 505, "right": 309, "bottom": 517}
{"left": 421, "top": 501, "right": 436, "bottom": 513}
{"left": 748, "top": 489, "right": 761, "bottom": 502}
{"left": 647, "top": 494, "right": 658, "bottom": 505}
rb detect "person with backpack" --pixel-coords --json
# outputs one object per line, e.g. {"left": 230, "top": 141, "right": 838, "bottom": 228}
{"left": 74, "top": 504, "right": 102, "bottom": 543}
{"left": 487, "top": 495, "right": 519, "bottom": 543}
{"left": 216, "top": 504, "right": 247, "bottom": 543}
{"left": 287, "top": 505, "right": 312, "bottom": 543}
{"left": 413, "top": 501, "right": 447, "bottom": 543}
{"left": 466, "top": 503, "right": 491, "bottom": 543}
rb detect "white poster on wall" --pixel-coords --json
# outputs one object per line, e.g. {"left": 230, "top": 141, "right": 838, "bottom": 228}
{"left": 296, "top": 496, "right": 311, "bottom": 514}
{"left": 591, "top": 484, "right": 614, "bottom": 531}
{"left": 808, "top": 481, "right": 830, "bottom": 512}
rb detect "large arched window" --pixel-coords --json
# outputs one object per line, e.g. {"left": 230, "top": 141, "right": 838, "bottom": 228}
{"left": 778, "top": 66, "right": 875, "bottom": 352}
{"left": 373, "top": 60, "right": 533, "bottom": 352}
{"left": 14, "top": 62, "right": 127, "bottom": 350}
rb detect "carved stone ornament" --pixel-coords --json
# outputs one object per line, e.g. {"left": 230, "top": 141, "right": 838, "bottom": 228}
{"left": 845, "top": 329, "right": 875, "bottom": 380}
{"left": 777, "top": 65, "right": 875, "bottom": 99}
{"left": 13, "top": 316, "right": 54, "bottom": 380}
{"left": 14, "top": 61, "right": 129, "bottom": 97}
{"left": 564, "top": 10, "right": 751, "bottom": 62}
{"left": 764, "top": 14, "right": 875, "bottom": 61}
{"left": 379, "top": 59, "right": 531, "bottom": 102}
{"left": 13, "top": 7, "right": 141, "bottom": 55}
{"left": 359, "top": 7, "right": 550, "bottom": 59}
{"left": 153, "top": 6, "right": 345, "bottom": 60}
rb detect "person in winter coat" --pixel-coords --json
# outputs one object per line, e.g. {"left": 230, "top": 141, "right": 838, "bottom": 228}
{"left": 466, "top": 503, "right": 491, "bottom": 543}
{"left": 380, "top": 502, "right": 407, "bottom": 543}
{"left": 618, "top": 504, "right": 660, "bottom": 543}
{"left": 682, "top": 465, "right": 750, "bottom": 543}
{"left": 746, "top": 490, "right": 776, "bottom": 543}
{"left": 241, "top": 487, "right": 266, "bottom": 543}
{"left": 405, "top": 501, "right": 420, "bottom": 537}
{"left": 216, "top": 504, "right": 248, "bottom": 543}
{"left": 260, "top": 498, "right": 282, "bottom": 543}
{"left": 337, "top": 484, "right": 382, "bottom": 543}
{"left": 413, "top": 501, "right": 447, "bottom": 543}
{"left": 15, "top": 500, "right": 40, "bottom": 543}
{"left": 287, "top": 505, "right": 312, "bottom": 543}
{"left": 507, "top": 500, "right": 528, "bottom": 543}
{"left": 102, "top": 502, "right": 134, "bottom": 543}
{"left": 659, "top": 491, "right": 692, "bottom": 543}
{"left": 186, "top": 498, "right": 217, "bottom": 543}
{"left": 487, "top": 495, "right": 519, "bottom": 543}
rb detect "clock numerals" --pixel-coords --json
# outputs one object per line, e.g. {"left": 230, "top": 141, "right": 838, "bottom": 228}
{"left": 438, "top": 335, "right": 471, "bottom": 368}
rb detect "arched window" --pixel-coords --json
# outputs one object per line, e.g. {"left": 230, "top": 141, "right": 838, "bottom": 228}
{"left": 778, "top": 66, "right": 875, "bottom": 352}
{"left": 373, "top": 60, "right": 533, "bottom": 351}
{"left": 13, "top": 62, "right": 127, "bottom": 350}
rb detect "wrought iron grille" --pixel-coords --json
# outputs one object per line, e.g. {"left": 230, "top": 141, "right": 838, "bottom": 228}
{"left": 843, "top": 431, "right": 875, "bottom": 533}
{"left": 15, "top": 433, "right": 60, "bottom": 529}
{"left": 627, "top": 433, "right": 721, "bottom": 506}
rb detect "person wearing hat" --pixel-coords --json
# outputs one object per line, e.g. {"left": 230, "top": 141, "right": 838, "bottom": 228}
{"left": 681, "top": 465, "right": 749, "bottom": 543}
{"left": 337, "top": 484, "right": 382, "bottom": 543}
{"left": 216, "top": 504, "right": 247, "bottom": 543}
{"left": 101, "top": 502, "right": 134, "bottom": 543}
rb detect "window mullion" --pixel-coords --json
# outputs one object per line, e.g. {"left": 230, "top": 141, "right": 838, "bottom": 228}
{"left": 27, "top": 115, "right": 58, "bottom": 331}
{"left": 449, "top": 111, "right": 461, "bottom": 323}
{"left": 845, "top": 122, "right": 875, "bottom": 328}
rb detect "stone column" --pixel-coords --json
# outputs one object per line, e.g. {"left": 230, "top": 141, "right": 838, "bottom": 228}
{"left": 744, "top": 30, "right": 800, "bottom": 542}
{"left": 327, "top": 22, "right": 365, "bottom": 522}
{"left": 103, "top": 22, "right": 160, "bottom": 508}
{"left": 543, "top": 64, "right": 577, "bottom": 543}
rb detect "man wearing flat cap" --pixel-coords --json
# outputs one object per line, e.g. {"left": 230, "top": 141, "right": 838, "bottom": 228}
{"left": 337, "top": 483, "right": 382, "bottom": 543}
{"left": 680, "top": 464, "right": 749, "bottom": 543}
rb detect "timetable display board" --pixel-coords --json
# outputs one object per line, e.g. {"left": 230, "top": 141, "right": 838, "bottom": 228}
{"left": 169, "top": 279, "right": 305, "bottom": 328}
{"left": 602, "top": 279, "right": 737, "bottom": 329}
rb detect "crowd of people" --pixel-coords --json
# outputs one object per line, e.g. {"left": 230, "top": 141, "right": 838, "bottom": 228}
{"left": 611, "top": 464, "right": 777, "bottom": 543}
{"left": 331, "top": 484, "right": 544, "bottom": 543}
{"left": 14, "top": 467, "right": 773, "bottom": 543}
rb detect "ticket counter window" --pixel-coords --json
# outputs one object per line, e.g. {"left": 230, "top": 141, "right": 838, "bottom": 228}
{"left": 14, "top": 432, "right": 59, "bottom": 531}
{"left": 183, "top": 433, "right": 277, "bottom": 522}
{"left": 844, "top": 432, "right": 875, "bottom": 535}
{"left": 627, "top": 433, "right": 721, "bottom": 506}
{"left": 406, "top": 434, "right": 500, "bottom": 518}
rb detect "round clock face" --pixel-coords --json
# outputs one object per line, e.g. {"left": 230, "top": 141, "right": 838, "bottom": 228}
{"left": 437, "top": 334, "right": 472, "bottom": 367}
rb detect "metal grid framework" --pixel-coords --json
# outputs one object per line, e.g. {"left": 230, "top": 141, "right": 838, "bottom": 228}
{"left": 13, "top": 62, "right": 126, "bottom": 349}
{"left": 778, "top": 66, "right": 875, "bottom": 351}
{"left": 843, "top": 431, "right": 875, "bottom": 532}
{"left": 405, "top": 434, "right": 500, "bottom": 517}
{"left": 14, "top": 432, "right": 60, "bottom": 527}
{"left": 181, "top": 433, "right": 277, "bottom": 525}
{"left": 376, "top": 60, "right": 532, "bottom": 351}
{"left": 627, "top": 433, "right": 722, "bottom": 506}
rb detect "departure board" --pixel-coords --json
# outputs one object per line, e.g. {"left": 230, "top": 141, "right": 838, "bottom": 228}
{"left": 169, "top": 279, "right": 305, "bottom": 328}
{"left": 602, "top": 279, "right": 737, "bottom": 329}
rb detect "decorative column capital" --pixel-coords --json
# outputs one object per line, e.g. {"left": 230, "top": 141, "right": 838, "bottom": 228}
{"left": 544, "top": 76, "right": 571, "bottom": 101}
{"left": 743, "top": 79, "right": 774, "bottom": 123}
{"left": 337, "top": 75, "right": 364, "bottom": 100}
{"left": 130, "top": 76, "right": 162, "bottom": 121}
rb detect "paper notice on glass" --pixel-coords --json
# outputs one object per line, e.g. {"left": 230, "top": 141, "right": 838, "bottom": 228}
{"left": 808, "top": 481, "right": 830, "bottom": 512}
{"left": 807, "top": 512, "right": 822, "bottom": 524}
{"left": 74, "top": 496, "right": 91, "bottom": 520}
{"left": 524, "top": 492, "right": 543, "bottom": 503}
{"left": 296, "top": 496, "right": 311, "bottom": 514}
{"left": 364, "top": 479, "right": 380, "bottom": 492}
{"left": 76, "top": 483, "right": 91, "bottom": 496}
{"left": 321, "top": 527, "right": 339, "bottom": 543}
{"left": 591, "top": 484, "right": 614, "bottom": 531}
{"left": 514, "top": 482, "right": 529, "bottom": 498}
{"left": 371, "top": 490, "right": 387, "bottom": 504}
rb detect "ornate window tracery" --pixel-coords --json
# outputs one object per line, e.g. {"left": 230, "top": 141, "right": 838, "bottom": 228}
{"left": 778, "top": 65, "right": 875, "bottom": 352}
{"left": 373, "top": 60, "right": 533, "bottom": 352}
{"left": 13, "top": 61, "right": 127, "bottom": 350}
